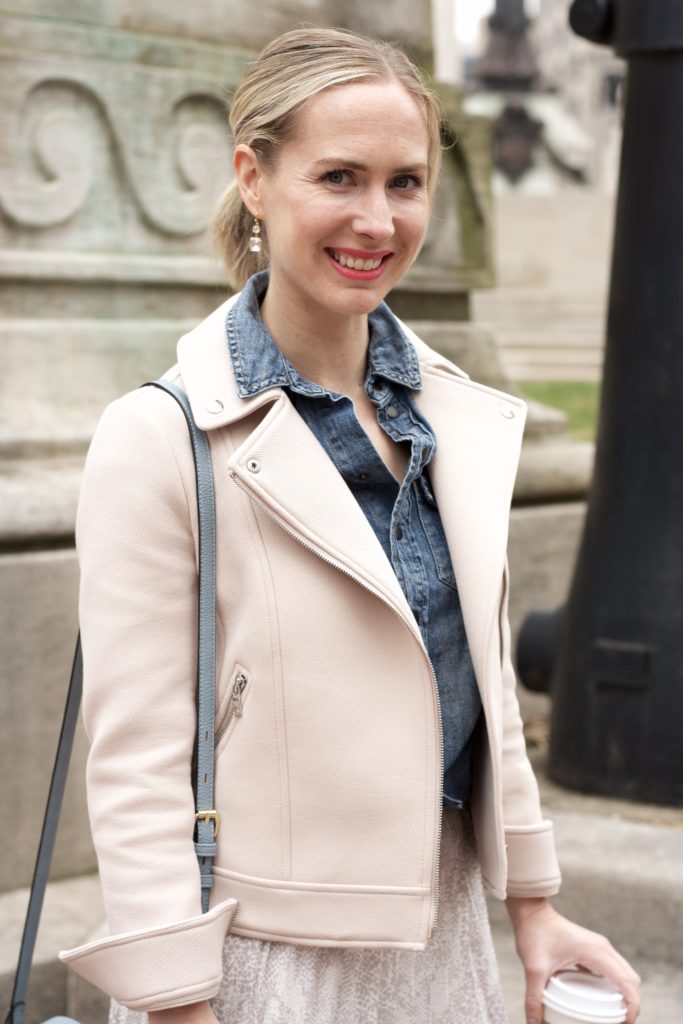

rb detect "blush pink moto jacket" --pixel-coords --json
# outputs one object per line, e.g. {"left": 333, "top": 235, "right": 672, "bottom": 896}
{"left": 59, "top": 294, "right": 561, "bottom": 1011}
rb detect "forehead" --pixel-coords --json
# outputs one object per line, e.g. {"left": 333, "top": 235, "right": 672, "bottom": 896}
{"left": 286, "top": 79, "right": 429, "bottom": 164}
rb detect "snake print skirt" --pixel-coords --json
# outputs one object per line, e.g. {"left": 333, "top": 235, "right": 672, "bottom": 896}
{"left": 109, "top": 808, "right": 509, "bottom": 1024}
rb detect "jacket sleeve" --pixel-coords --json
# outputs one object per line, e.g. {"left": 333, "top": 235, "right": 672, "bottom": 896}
{"left": 58, "top": 388, "right": 236, "bottom": 1011}
{"left": 499, "top": 559, "right": 561, "bottom": 898}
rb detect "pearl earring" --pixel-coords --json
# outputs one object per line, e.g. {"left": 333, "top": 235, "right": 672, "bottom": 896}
{"left": 249, "top": 216, "right": 262, "bottom": 254}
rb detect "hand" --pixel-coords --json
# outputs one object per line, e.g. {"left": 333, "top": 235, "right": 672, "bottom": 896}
{"left": 506, "top": 897, "right": 641, "bottom": 1024}
{"left": 149, "top": 1000, "right": 219, "bottom": 1024}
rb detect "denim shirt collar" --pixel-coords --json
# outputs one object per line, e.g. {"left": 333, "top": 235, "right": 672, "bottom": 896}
{"left": 226, "top": 271, "right": 422, "bottom": 400}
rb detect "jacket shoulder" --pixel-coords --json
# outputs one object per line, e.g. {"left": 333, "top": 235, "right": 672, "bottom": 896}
{"left": 91, "top": 368, "right": 185, "bottom": 439}
{"left": 399, "top": 320, "right": 527, "bottom": 411}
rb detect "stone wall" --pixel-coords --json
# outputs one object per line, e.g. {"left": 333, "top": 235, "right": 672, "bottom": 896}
{"left": 0, "top": 2, "right": 495, "bottom": 895}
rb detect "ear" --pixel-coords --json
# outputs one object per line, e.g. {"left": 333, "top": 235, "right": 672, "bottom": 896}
{"left": 233, "top": 144, "right": 265, "bottom": 217}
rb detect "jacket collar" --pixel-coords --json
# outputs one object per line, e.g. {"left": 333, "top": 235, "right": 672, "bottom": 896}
{"left": 226, "top": 271, "right": 423, "bottom": 400}
{"left": 176, "top": 285, "right": 466, "bottom": 432}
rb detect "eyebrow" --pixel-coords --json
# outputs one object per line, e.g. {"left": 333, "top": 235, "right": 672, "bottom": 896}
{"left": 310, "top": 158, "right": 428, "bottom": 175}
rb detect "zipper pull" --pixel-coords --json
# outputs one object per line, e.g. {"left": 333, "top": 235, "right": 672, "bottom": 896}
{"left": 231, "top": 673, "right": 247, "bottom": 717}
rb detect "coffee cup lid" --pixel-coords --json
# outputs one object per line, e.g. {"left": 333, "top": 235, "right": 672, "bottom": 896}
{"left": 543, "top": 971, "right": 627, "bottom": 1022}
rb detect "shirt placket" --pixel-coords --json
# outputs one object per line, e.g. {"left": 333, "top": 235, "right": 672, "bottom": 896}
{"left": 375, "top": 391, "right": 431, "bottom": 633}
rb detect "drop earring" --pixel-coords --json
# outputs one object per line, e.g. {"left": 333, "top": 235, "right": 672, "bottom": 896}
{"left": 249, "top": 216, "right": 262, "bottom": 254}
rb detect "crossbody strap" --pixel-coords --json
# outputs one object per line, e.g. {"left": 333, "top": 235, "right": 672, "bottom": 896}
{"left": 7, "top": 379, "right": 217, "bottom": 1024}
{"left": 144, "top": 380, "right": 218, "bottom": 912}
{"left": 7, "top": 639, "right": 83, "bottom": 1024}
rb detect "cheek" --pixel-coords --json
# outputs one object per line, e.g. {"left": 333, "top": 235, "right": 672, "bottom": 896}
{"left": 299, "top": 200, "right": 341, "bottom": 236}
{"left": 399, "top": 207, "right": 430, "bottom": 248}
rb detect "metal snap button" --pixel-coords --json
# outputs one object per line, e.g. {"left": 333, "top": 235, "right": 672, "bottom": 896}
{"left": 206, "top": 399, "right": 224, "bottom": 414}
{"left": 386, "top": 405, "right": 399, "bottom": 419}
{"left": 246, "top": 459, "right": 261, "bottom": 473}
{"left": 499, "top": 403, "right": 516, "bottom": 419}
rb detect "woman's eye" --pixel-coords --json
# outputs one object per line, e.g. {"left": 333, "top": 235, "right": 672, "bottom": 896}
{"left": 324, "top": 169, "right": 350, "bottom": 185}
{"left": 393, "top": 174, "right": 423, "bottom": 190}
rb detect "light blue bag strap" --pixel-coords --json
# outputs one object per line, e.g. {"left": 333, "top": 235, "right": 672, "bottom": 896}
{"left": 145, "top": 380, "right": 218, "bottom": 912}
{"left": 6, "top": 640, "right": 83, "bottom": 1024}
{"left": 6, "top": 378, "right": 218, "bottom": 1024}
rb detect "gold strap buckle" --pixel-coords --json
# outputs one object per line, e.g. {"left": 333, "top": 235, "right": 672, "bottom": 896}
{"left": 195, "top": 809, "right": 220, "bottom": 837}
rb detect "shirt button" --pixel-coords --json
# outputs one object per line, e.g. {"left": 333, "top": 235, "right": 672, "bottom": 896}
{"left": 396, "top": 526, "right": 404, "bottom": 540}
{"left": 386, "top": 405, "right": 399, "bottom": 418}
{"left": 357, "top": 472, "right": 368, "bottom": 482}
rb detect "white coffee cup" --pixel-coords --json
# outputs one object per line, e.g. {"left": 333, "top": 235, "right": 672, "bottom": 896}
{"left": 542, "top": 970, "right": 627, "bottom": 1024}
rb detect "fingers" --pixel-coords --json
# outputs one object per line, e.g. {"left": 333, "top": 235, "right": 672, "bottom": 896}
{"left": 512, "top": 906, "right": 642, "bottom": 1023}
{"left": 575, "top": 942, "right": 642, "bottom": 1022}
{"left": 523, "top": 964, "right": 548, "bottom": 1024}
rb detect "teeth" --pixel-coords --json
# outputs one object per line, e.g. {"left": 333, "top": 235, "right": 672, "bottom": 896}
{"left": 332, "top": 251, "right": 383, "bottom": 270}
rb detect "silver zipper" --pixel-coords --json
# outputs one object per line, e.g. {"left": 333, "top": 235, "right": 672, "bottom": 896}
{"left": 215, "top": 672, "right": 248, "bottom": 745}
{"left": 231, "top": 470, "right": 445, "bottom": 932}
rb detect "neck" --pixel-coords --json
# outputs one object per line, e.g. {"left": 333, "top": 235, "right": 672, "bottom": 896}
{"left": 260, "top": 275, "right": 370, "bottom": 396}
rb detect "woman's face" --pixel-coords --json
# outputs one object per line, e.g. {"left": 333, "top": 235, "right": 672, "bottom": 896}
{"left": 242, "top": 79, "right": 431, "bottom": 321}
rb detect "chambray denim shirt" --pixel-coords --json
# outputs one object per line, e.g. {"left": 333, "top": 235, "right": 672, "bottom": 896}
{"left": 226, "top": 272, "right": 481, "bottom": 806}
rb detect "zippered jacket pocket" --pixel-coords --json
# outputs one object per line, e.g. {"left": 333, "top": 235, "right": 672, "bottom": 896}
{"left": 215, "top": 665, "right": 250, "bottom": 752}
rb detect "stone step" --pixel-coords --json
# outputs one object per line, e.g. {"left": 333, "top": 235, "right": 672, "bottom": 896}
{"left": 506, "top": 365, "right": 602, "bottom": 382}
{"left": 502, "top": 349, "right": 603, "bottom": 367}
{"left": 0, "top": 874, "right": 106, "bottom": 1023}
{"left": 501, "top": 348, "right": 603, "bottom": 382}
{"left": 473, "top": 288, "right": 606, "bottom": 318}
{"left": 472, "top": 288, "right": 607, "bottom": 382}
{"left": 502, "top": 352, "right": 603, "bottom": 383}
{"left": 502, "top": 333, "right": 603, "bottom": 354}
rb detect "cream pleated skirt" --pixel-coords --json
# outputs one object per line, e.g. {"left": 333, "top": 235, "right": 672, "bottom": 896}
{"left": 109, "top": 809, "right": 509, "bottom": 1024}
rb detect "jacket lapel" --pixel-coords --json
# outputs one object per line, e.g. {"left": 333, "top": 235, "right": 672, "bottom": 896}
{"left": 177, "top": 300, "right": 527, "bottom": 675}
{"left": 176, "top": 303, "right": 415, "bottom": 624}
{"left": 228, "top": 396, "right": 416, "bottom": 624}
{"left": 415, "top": 366, "right": 526, "bottom": 688}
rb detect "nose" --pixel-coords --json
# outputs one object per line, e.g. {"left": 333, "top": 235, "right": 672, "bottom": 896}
{"left": 351, "top": 186, "right": 394, "bottom": 242}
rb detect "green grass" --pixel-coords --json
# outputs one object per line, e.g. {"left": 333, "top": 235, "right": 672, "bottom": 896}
{"left": 518, "top": 381, "right": 601, "bottom": 442}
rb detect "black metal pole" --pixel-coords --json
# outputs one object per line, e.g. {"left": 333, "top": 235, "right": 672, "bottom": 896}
{"left": 546, "top": 0, "right": 683, "bottom": 804}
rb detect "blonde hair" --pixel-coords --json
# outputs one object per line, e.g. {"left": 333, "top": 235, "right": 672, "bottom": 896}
{"left": 213, "top": 27, "right": 444, "bottom": 289}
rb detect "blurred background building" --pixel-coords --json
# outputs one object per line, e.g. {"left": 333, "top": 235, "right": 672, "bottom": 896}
{"left": 462, "top": 0, "right": 625, "bottom": 383}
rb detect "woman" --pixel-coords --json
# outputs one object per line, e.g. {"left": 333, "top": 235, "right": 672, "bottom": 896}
{"left": 60, "top": 27, "right": 641, "bottom": 1024}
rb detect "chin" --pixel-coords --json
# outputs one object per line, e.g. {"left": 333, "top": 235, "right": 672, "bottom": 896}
{"left": 324, "top": 284, "right": 393, "bottom": 317}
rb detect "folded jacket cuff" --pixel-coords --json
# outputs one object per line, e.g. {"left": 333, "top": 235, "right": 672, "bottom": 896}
{"left": 59, "top": 898, "right": 238, "bottom": 1011}
{"left": 504, "top": 819, "right": 562, "bottom": 897}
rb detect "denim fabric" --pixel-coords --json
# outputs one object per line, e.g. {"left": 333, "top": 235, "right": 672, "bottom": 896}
{"left": 226, "top": 272, "right": 481, "bottom": 806}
